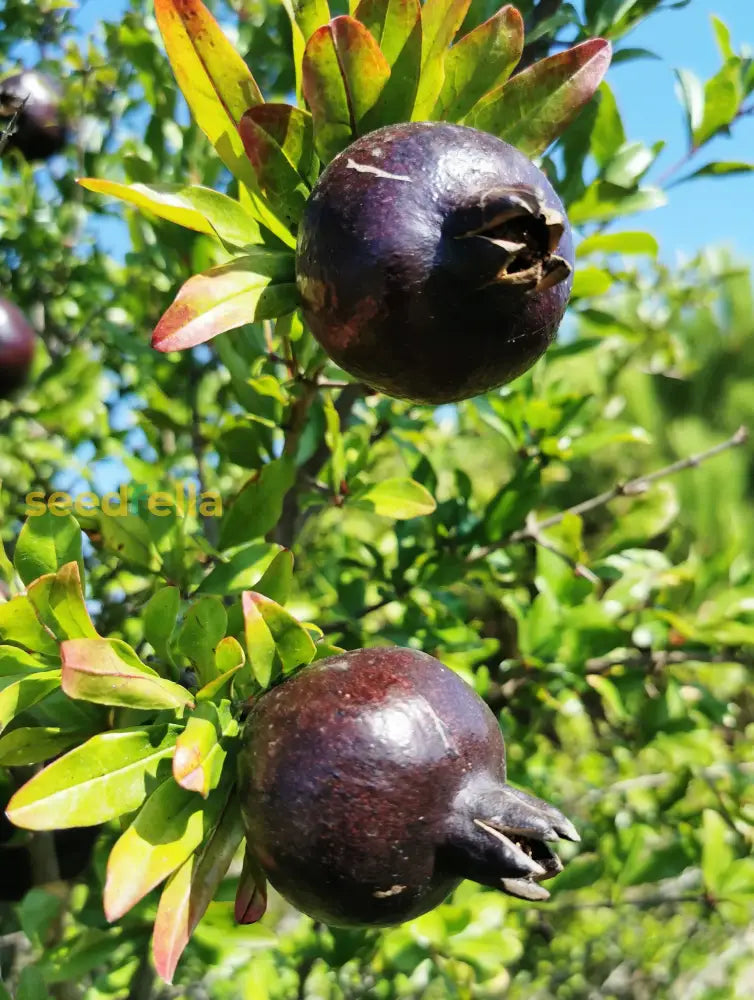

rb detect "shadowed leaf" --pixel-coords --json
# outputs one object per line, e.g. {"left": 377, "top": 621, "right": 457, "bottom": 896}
{"left": 0, "top": 726, "right": 88, "bottom": 767}
{"left": 77, "top": 180, "right": 261, "bottom": 247}
{"left": 468, "top": 38, "right": 612, "bottom": 157}
{"left": 197, "top": 542, "right": 281, "bottom": 595}
{"left": 176, "top": 597, "right": 227, "bottom": 686}
{"left": 435, "top": 5, "right": 523, "bottom": 121}
{"left": 242, "top": 104, "right": 318, "bottom": 186}
{"left": 244, "top": 591, "right": 317, "bottom": 679}
{"left": 0, "top": 671, "right": 61, "bottom": 733}
{"left": 234, "top": 844, "right": 268, "bottom": 924}
{"left": 0, "top": 596, "right": 58, "bottom": 656}
{"left": 153, "top": 796, "right": 245, "bottom": 983}
{"left": 61, "top": 638, "right": 194, "bottom": 710}
{"left": 252, "top": 549, "right": 295, "bottom": 604}
{"left": 219, "top": 458, "right": 296, "bottom": 550}
{"left": 5, "top": 725, "right": 181, "bottom": 829}
{"left": 151, "top": 252, "right": 297, "bottom": 353}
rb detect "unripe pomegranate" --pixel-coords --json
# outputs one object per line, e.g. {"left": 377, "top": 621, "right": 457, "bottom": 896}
{"left": 0, "top": 71, "right": 67, "bottom": 161}
{"left": 237, "top": 647, "right": 578, "bottom": 927}
{"left": 0, "top": 298, "right": 36, "bottom": 397}
{"left": 296, "top": 122, "right": 574, "bottom": 404}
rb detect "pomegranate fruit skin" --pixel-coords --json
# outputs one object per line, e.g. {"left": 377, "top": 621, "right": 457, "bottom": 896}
{"left": 237, "top": 647, "right": 575, "bottom": 927}
{"left": 0, "top": 71, "right": 67, "bottom": 161}
{"left": 0, "top": 298, "right": 35, "bottom": 397}
{"left": 296, "top": 121, "right": 574, "bottom": 404}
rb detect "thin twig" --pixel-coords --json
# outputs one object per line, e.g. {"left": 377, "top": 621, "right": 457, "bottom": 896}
{"left": 0, "top": 95, "right": 28, "bottom": 157}
{"left": 469, "top": 426, "right": 748, "bottom": 562}
{"left": 585, "top": 648, "right": 754, "bottom": 674}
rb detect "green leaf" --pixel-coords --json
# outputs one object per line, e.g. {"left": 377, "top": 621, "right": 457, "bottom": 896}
{"left": 0, "top": 671, "right": 61, "bottom": 733}
{"left": 19, "top": 889, "right": 65, "bottom": 947}
{"left": 483, "top": 462, "right": 541, "bottom": 540}
{"left": 323, "top": 392, "right": 346, "bottom": 492}
{"left": 571, "top": 266, "right": 613, "bottom": 298}
{"left": 17, "top": 966, "right": 50, "bottom": 1000}
{"left": 435, "top": 4, "right": 523, "bottom": 122}
{"left": 355, "top": 0, "right": 422, "bottom": 125}
{"left": 286, "top": 0, "right": 330, "bottom": 40}
{"left": 0, "top": 726, "right": 86, "bottom": 766}
{"left": 599, "top": 482, "right": 680, "bottom": 555}
{"left": 173, "top": 701, "right": 236, "bottom": 797}
{"left": 701, "top": 808, "right": 734, "bottom": 892}
{"left": 468, "top": 39, "right": 612, "bottom": 157}
{"left": 303, "top": 16, "right": 391, "bottom": 162}
{"left": 153, "top": 796, "right": 245, "bottom": 984}
{"left": 61, "top": 638, "right": 194, "bottom": 711}
{"left": 14, "top": 512, "right": 83, "bottom": 586}
{"left": 176, "top": 597, "right": 228, "bottom": 686}
{"left": 591, "top": 83, "right": 626, "bottom": 168}
{"left": 412, "top": 0, "right": 470, "bottom": 119}
{"left": 153, "top": 0, "right": 292, "bottom": 244}
{"left": 673, "top": 161, "right": 754, "bottom": 184}
{"left": 711, "top": 15, "right": 734, "bottom": 61}
{"left": 694, "top": 60, "right": 743, "bottom": 147}
{"left": 104, "top": 774, "right": 231, "bottom": 921}
{"left": 27, "top": 563, "right": 98, "bottom": 641}
{"left": 603, "top": 140, "right": 661, "bottom": 188}
{"left": 219, "top": 458, "right": 296, "bottom": 550}
{"left": 674, "top": 68, "right": 704, "bottom": 148}
{"left": 6, "top": 724, "right": 181, "bottom": 830}
{"left": 241, "top": 591, "right": 316, "bottom": 690}
{"left": 568, "top": 181, "right": 666, "bottom": 224}
{"left": 152, "top": 252, "right": 297, "bottom": 353}
{"left": 96, "top": 512, "right": 155, "bottom": 571}
{"left": 355, "top": 477, "right": 437, "bottom": 519}
{"left": 252, "top": 549, "right": 295, "bottom": 605}
{"left": 144, "top": 587, "right": 181, "bottom": 664}
{"left": 0, "top": 596, "right": 58, "bottom": 656}
{"left": 77, "top": 180, "right": 261, "bottom": 248}
{"left": 576, "top": 231, "right": 659, "bottom": 257}
{"left": 241, "top": 591, "right": 276, "bottom": 690}
{"left": 196, "top": 542, "right": 281, "bottom": 595}
{"left": 239, "top": 106, "right": 313, "bottom": 227}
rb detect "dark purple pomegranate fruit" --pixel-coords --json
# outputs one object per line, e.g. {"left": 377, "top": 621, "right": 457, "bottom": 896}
{"left": 236, "top": 647, "right": 578, "bottom": 927}
{"left": 295, "top": 122, "right": 574, "bottom": 404}
{"left": 0, "top": 71, "right": 67, "bottom": 161}
{"left": 0, "top": 298, "right": 36, "bottom": 397}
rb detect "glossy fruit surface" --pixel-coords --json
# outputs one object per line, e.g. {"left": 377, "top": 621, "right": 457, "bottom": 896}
{"left": 0, "top": 71, "right": 67, "bottom": 161}
{"left": 237, "top": 647, "right": 578, "bottom": 927}
{"left": 0, "top": 298, "right": 36, "bottom": 397}
{"left": 296, "top": 122, "right": 574, "bottom": 404}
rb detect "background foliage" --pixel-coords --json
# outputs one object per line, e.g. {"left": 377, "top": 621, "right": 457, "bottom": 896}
{"left": 1, "top": 0, "right": 754, "bottom": 998}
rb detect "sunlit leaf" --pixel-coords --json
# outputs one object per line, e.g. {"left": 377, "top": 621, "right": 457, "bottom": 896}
{"left": 468, "top": 39, "right": 612, "bottom": 157}
{"left": 61, "top": 638, "right": 194, "bottom": 710}
{"left": 412, "top": 0, "right": 470, "bottom": 119}
{"left": 0, "top": 596, "right": 58, "bottom": 656}
{"left": 0, "top": 726, "right": 87, "bottom": 766}
{"left": 77, "top": 180, "right": 261, "bottom": 247}
{"left": 577, "top": 231, "right": 659, "bottom": 257}
{"left": 303, "top": 17, "right": 390, "bottom": 161}
{"left": 672, "top": 160, "right": 754, "bottom": 185}
{"left": 197, "top": 542, "right": 282, "bottom": 595}
{"left": 151, "top": 252, "right": 297, "bottom": 353}
{"left": 355, "top": 0, "right": 422, "bottom": 125}
{"left": 104, "top": 774, "right": 231, "bottom": 921}
{"left": 6, "top": 724, "right": 181, "bottom": 830}
{"left": 14, "top": 512, "right": 82, "bottom": 587}
{"left": 173, "top": 701, "right": 235, "bottom": 797}
{"left": 154, "top": 0, "right": 292, "bottom": 243}
{"left": 153, "top": 796, "right": 244, "bottom": 983}
{"left": 27, "top": 563, "right": 97, "bottom": 641}
{"left": 435, "top": 5, "right": 523, "bottom": 122}
{"left": 355, "top": 477, "right": 437, "bottom": 519}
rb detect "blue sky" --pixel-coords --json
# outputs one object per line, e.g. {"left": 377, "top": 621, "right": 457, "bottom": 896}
{"left": 68, "top": 0, "right": 753, "bottom": 264}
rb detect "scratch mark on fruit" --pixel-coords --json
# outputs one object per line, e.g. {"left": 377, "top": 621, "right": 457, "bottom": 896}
{"left": 345, "top": 159, "right": 411, "bottom": 182}
{"left": 373, "top": 884, "right": 407, "bottom": 898}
